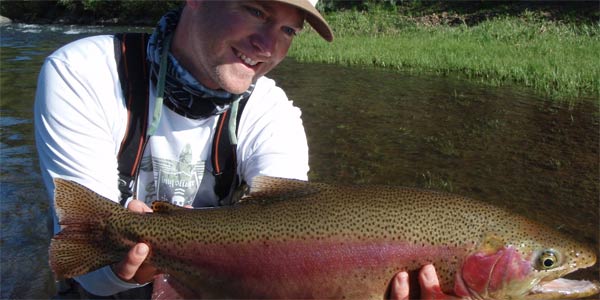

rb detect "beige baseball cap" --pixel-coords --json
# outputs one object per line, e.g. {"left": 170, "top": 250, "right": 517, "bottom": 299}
{"left": 272, "top": 0, "right": 333, "bottom": 42}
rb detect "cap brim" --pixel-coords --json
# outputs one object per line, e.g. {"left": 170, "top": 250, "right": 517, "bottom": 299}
{"left": 271, "top": 0, "right": 334, "bottom": 42}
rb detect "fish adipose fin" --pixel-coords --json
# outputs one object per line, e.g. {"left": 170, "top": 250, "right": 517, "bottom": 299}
{"left": 49, "top": 178, "right": 127, "bottom": 279}
{"left": 245, "top": 176, "right": 319, "bottom": 203}
{"left": 152, "top": 201, "right": 186, "bottom": 213}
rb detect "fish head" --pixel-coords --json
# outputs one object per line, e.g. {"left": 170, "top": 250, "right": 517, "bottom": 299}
{"left": 518, "top": 240, "right": 599, "bottom": 300}
{"left": 456, "top": 230, "right": 599, "bottom": 299}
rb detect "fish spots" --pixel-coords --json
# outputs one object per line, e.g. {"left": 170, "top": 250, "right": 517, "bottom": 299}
{"left": 51, "top": 178, "right": 599, "bottom": 299}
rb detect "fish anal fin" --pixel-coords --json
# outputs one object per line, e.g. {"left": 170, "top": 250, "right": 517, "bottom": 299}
{"left": 152, "top": 274, "right": 199, "bottom": 300}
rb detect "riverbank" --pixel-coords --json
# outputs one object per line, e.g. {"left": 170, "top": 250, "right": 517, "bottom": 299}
{"left": 290, "top": 4, "right": 599, "bottom": 102}
{"left": 2, "top": 1, "right": 598, "bottom": 102}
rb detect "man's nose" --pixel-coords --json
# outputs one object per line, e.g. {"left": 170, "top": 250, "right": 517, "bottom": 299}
{"left": 250, "top": 26, "right": 277, "bottom": 58}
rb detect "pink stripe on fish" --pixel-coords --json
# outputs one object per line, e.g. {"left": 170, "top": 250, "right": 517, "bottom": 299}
{"left": 164, "top": 239, "right": 470, "bottom": 297}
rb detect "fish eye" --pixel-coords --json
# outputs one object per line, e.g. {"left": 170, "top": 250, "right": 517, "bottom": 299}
{"left": 538, "top": 249, "right": 559, "bottom": 270}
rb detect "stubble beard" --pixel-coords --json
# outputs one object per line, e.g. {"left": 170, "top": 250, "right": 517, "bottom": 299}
{"left": 213, "top": 64, "right": 256, "bottom": 94}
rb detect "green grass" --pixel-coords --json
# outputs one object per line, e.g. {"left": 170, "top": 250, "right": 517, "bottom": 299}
{"left": 289, "top": 8, "right": 600, "bottom": 102}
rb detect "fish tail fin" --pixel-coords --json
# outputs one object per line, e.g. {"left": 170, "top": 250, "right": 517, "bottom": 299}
{"left": 49, "top": 178, "right": 126, "bottom": 279}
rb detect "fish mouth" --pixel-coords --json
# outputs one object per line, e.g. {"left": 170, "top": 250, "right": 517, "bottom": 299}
{"left": 525, "top": 278, "right": 600, "bottom": 299}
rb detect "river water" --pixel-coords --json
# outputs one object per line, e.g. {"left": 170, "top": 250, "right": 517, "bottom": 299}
{"left": 1, "top": 24, "right": 598, "bottom": 299}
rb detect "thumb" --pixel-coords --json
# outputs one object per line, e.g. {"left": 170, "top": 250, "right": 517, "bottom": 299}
{"left": 113, "top": 243, "right": 150, "bottom": 282}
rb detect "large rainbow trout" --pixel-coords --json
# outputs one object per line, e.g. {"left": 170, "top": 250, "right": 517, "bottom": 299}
{"left": 49, "top": 177, "right": 599, "bottom": 299}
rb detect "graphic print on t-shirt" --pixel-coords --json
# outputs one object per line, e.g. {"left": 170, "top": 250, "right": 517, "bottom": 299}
{"left": 140, "top": 144, "right": 205, "bottom": 207}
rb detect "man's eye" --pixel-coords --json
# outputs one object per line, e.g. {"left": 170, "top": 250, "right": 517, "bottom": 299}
{"left": 246, "top": 6, "right": 264, "bottom": 19}
{"left": 283, "top": 27, "right": 297, "bottom": 36}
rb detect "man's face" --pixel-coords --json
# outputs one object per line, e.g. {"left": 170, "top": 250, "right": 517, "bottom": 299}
{"left": 173, "top": 0, "right": 305, "bottom": 94}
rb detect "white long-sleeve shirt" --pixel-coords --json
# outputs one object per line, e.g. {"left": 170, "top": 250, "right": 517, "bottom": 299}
{"left": 34, "top": 35, "right": 309, "bottom": 296}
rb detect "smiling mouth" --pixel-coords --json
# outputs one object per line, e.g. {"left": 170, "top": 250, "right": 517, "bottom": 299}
{"left": 234, "top": 49, "right": 259, "bottom": 67}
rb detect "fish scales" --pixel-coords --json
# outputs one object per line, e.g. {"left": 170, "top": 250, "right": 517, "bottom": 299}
{"left": 139, "top": 194, "right": 473, "bottom": 297}
{"left": 49, "top": 177, "right": 600, "bottom": 299}
{"left": 149, "top": 184, "right": 551, "bottom": 295}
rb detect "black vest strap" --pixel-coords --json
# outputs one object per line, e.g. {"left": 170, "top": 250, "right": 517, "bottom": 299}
{"left": 114, "top": 32, "right": 246, "bottom": 206}
{"left": 115, "top": 33, "right": 150, "bottom": 206}
{"left": 211, "top": 98, "right": 249, "bottom": 203}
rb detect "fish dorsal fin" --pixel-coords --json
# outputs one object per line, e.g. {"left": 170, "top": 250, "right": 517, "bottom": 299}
{"left": 151, "top": 201, "right": 186, "bottom": 213}
{"left": 242, "top": 176, "right": 319, "bottom": 204}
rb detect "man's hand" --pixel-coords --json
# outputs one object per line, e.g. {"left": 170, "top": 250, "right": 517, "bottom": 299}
{"left": 389, "top": 264, "right": 456, "bottom": 300}
{"left": 111, "top": 199, "right": 158, "bottom": 284}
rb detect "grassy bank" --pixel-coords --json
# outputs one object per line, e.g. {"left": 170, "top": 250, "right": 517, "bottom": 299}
{"left": 289, "top": 7, "right": 599, "bottom": 102}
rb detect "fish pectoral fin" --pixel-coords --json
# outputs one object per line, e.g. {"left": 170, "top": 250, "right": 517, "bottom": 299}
{"left": 151, "top": 201, "right": 187, "bottom": 213}
{"left": 245, "top": 176, "right": 320, "bottom": 203}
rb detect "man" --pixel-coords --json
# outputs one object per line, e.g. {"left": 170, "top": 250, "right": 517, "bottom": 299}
{"left": 35, "top": 0, "right": 447, "bottom": 298}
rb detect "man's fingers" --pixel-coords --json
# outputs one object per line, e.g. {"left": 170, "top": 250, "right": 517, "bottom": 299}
{"left": 419, "top": 264, "right": 452, "bottom": 300}
{"left": 127, "top": 199, "right": 153, "bottom": 213}
{"left": 389, "top": 271, "right": 410, "bottom": 300}
{"left": 112, "top": 243, "right": 150, "bottom": 282}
